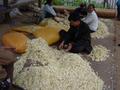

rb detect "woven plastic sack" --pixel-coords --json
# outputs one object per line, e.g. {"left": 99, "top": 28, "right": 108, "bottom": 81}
{"left": 96, "top": 8, "right": 116, "bottom": 18}
{"left": 33, "top": 26, "right": 60, "bottom": 45}
{"left": 2, "top": 32, "right": 28, "bottom": 54}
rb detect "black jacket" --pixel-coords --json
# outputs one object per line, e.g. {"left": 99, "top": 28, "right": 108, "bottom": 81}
{"left": 64, "top": 21, "right": 91, "bottom": 44}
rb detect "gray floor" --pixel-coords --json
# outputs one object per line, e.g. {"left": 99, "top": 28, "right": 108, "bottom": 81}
{"left": 80, "top": 19, "right": 116, "bottom": 90}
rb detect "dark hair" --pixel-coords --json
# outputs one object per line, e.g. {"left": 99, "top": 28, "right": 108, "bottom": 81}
{"left": 68, "top": 12, "right": 81, "bottom": 21}
{"left": 88, "top": 4, "right": 95, "bottom": 9}
{"left": 45, "top": 0, "right": 52, "bottom": 5}
{"left": 80, "top": 3, "right": 86, "bottom": 8}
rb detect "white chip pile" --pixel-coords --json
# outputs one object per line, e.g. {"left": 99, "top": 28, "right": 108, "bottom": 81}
{"left": 91, "top": 21, "right": 110, "bottom": 39}
{"left": 13, "top": 38, "right": 104, "bottom": 90}
{"left": 89, "top": 45, "right": 110, "bottom": 62}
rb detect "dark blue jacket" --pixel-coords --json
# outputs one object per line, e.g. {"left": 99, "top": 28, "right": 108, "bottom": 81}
{"left": 117, "top": 0, "right": 120, "bottom": 6}
{"left": 63, "top": 21, "right": 91, "bottom": 44}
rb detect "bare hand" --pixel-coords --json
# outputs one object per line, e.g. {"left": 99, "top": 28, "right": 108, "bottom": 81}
{"left": 54, "top": 17, "right": 60, "bottom": 23}
{"left": 58, "top": 41, "right": 65, "bottom": 50}
{"left": 64, "top": 9, "right": 69, "bottom": 16}
{"left": 64, "top": 43, "right": 72, "bottom": 52}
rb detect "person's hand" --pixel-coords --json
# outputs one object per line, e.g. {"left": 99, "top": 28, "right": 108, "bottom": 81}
{"left": 63, "top": 44, "right": 68, "bottom": 49}
{"left": 54, "top": 17, "right": 61, "bottom": 23}
{"left": 64, "top": 43, "right": 72, "bottom": 52}
{"left": 64, "top": 9, "right": 69, "bottom": 16}
{"left": 58, "top": 41, "right": 65, "bottom": 50}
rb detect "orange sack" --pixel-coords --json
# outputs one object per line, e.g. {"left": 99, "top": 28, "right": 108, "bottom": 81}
{"left": 33, "top": 26, "right": 60, "bottom": 45}
{"left": 2, "top": 31, "right": 28, "bottom": 54}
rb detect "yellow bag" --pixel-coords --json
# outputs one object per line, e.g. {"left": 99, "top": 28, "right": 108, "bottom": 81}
{"left": 2, "top": 32, "right": 28, "bottom": 54}
{"left": 12, "top": 25, "right": 42, "bottom": 33}
{"left": 39, "top": 18, "right": 70, "bottom": 31}
{"left": 33, "top": 26, "right": 60, "bottom": 45}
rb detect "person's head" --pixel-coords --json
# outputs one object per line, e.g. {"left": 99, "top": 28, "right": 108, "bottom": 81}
{"left": 87, "top": 4, "right": 95, "bottom": 13}
{"left": 45, "top": 0, "right": 53, "bottom": 5}
{"left": 80, "top": 3, "right": 86, "bottom": 8}
{"left": 68, "top": 12, "right": 81, "bottom": 27}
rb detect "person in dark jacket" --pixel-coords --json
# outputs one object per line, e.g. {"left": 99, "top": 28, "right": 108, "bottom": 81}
{"left": 43, "top": 0, "right": 56, "bottom": 18}
{"left": 58, "top": 12, "right": 92, "bottom": 54}
{"left": 74, "top": 3, "right": 87, "bottom": 18}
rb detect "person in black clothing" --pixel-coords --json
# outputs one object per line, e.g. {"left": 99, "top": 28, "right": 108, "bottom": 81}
{"left": 74, "top": 3, "right": 87, "bottom": 19}
{"left": 58, "top": 12, "right": 92, "bottom": 54}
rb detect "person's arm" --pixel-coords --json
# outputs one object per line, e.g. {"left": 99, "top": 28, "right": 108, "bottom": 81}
{"left": 58, "top": 27, "right": 74, "bottom": 50}
{"left": 63, "top": 27, "right": 75, "bottom": 44}
{"left": 44, "top": 4, "right": 57, "bottom": 16}
{"left": 64, "top": 43, "right": 72, "bottom": 52}
{"left": 58, "top": 41, "right": 65, "bottom": 50}
{"left": 82, "top": 15, "right": 93, "bottom": 25}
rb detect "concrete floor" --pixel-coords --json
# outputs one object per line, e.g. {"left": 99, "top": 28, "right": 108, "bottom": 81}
{"left": 114, "top": 20, "right": 120, "bottom": 90}
{"left": 90, "top": 19, "right": 116, "bottom": 90}
{"left": 0, "top": 15, "right": 120, "bottom": 90}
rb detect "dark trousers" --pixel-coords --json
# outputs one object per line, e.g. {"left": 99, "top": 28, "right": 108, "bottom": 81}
{"left": 70, "top": 41, "right": 92, "bottom": 54}
{"left": 59, "top": 30, "right": 92, "bottom": 54}
{"left": 45, "top": 12, "right": 54, "bottom": 18}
